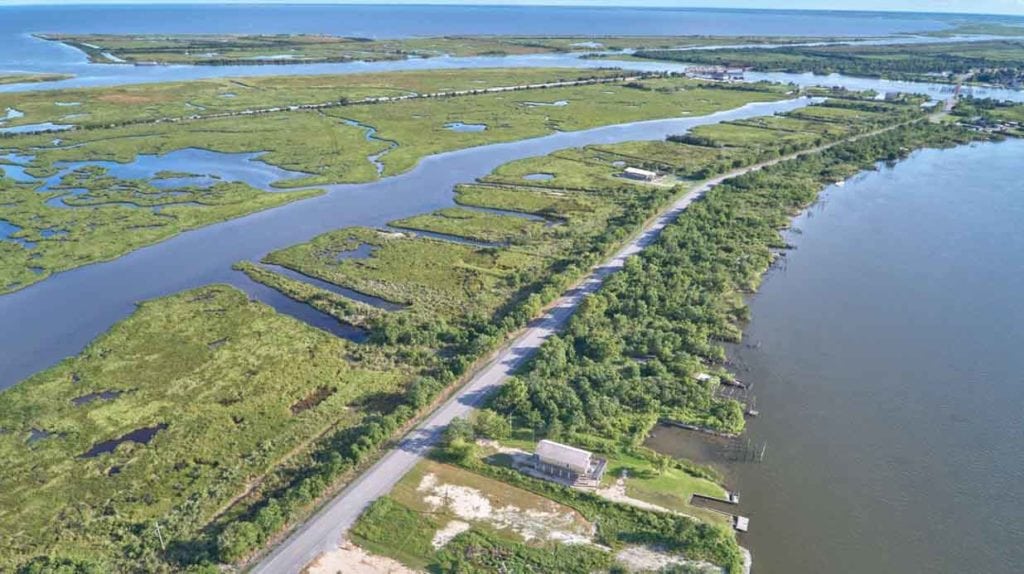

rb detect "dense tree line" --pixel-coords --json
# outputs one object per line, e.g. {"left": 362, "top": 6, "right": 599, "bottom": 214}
{"left": 490, "top": 122, "right": 981, "bottom": 445}
{"left": 637, "top": 40, "right": 1024, "bottom": 86}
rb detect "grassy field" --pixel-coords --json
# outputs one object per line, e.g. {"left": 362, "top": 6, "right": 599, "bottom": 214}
{"left": 391, "top": 207, "right": 555, "bottom": 245}
{"left": 0, "top": 284, "right": 413, "bottom": 570}
{"left": 41, "top": 33, "right": 853, "bottom": 66}
{"left": 264, "top": 226, "right": 549, "bottom": 319}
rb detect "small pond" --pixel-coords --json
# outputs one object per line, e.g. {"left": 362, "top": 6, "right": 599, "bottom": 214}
{"left": 444, "top": 122, "right": 487, "bottom": 133}
{"left": 80, "top": 423, "right": 168, "bottom": 458}
{"left": 0, "top": 219, "right": 36, "bottom": 249}
{"left": 523, "top": 100, "right": 569, "bottom": 107}
{"left": 522, "top": 173, "right": 555, "bottom": 181}
{"left": 72, "top": 390, "right": 123, "bottom": 406}
{"left": 2, "top": 108, "right": 25, "bottom": 122}
{"left": 334, "top": 242, "right": 376, "bottom": 261}
{"left": 0, "top": 122, "right": 74, "bottom": 135}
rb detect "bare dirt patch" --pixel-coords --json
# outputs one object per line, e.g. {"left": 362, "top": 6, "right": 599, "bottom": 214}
{"left": 306, "top": 541, "right": 421, "bottom": 574}
{"left": 615, "top": 545, "right": 724, "bottom": 574}
{"left": 411, "top": 466, "right": 594, "bottom": 545}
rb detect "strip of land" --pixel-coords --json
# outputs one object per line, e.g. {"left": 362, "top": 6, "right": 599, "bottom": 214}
{"left": 635, "top": 38, "right": 1024, "bottom": 87}
{"left": 39, "top": 33, "right": 848, "bottom": 66}
{"left": 0, "top": 73, "right": 74, "bottom": 86}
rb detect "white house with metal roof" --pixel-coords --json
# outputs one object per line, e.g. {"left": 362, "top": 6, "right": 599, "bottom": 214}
{"left": 531, "top": 439, "right": 607, "bottom": 486}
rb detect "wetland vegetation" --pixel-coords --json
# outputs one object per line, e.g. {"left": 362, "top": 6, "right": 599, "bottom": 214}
{"left": 2, "top": 51, "right": 1019, "bottom": 571}
{"left": 0, "top": 70, "right": 788, "bottom": 292}
{"left": 636, "top": 39, "right": 1024, "bottom": 87}
{"left": 41, "top": 33, "right": 844, "bottom": 66}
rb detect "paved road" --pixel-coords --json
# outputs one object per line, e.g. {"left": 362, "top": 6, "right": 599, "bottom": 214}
{"left": 249, "top": 121, "right": 911, "bottom": 573}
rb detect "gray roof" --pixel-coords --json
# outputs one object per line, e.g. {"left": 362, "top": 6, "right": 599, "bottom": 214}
{"left": 535, "top": 439, "right": 592, "bottom": 473}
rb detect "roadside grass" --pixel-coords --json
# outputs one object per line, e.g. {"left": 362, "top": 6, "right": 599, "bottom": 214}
{"left": 350, "top": 496, "right": 441, "bottom": 570}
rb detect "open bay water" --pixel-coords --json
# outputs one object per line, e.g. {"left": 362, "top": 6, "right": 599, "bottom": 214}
{"left": 647, "top": 138, "right": 1024, "bottom": 574}
{"left": 0, "top": 4, "right": 963, "bottom": 91}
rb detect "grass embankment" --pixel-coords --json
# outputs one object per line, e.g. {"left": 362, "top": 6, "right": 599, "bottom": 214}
{"left": 0, "top": 71, "right": 788, "bottom": 292}
{"left": 0, "top": 73, "right": 73, "bottom": 86}
{"left": 0, "top": 285, "right": 412, "bottom": 572}
{"left": 40, "top": 33, "right": 850, "bottom": 66}
{"left": 636, "top": 39, "right": 1024, "bottom": 86}
{"left": 1, "top": 95, "right": 969, "bottom": 572}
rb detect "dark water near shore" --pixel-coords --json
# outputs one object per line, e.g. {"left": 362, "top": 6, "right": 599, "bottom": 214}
{"left": 647, "top": 139, "right": 1024, "bottom": 574}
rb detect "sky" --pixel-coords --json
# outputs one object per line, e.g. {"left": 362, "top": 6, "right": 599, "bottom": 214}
{"left": 2, "top": 0, "right": 1024, "bottom": 17}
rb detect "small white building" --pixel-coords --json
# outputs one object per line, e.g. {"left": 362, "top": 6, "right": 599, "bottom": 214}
{"left": 623, "top": 167, "right": 658, "bottom": 182}
{"left": 532, "top": 439, "right": 607, "bottom": 485}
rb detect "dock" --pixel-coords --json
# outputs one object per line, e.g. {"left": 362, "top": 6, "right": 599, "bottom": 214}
{"left": 734, "top": 515, "right": 750, "bottom": 532}
{"left": 691, "top": 492, "right": 740, "bottom": 506}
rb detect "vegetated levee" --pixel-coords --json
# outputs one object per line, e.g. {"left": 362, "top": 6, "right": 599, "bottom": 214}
{"left": 0, "top": 70, "right": 790, "bottom": 294}
{"left": 635, "top": 39, "right": 1024, "bottom": 87}
{"left": 39, "top": 33, "right": 847, "bottom": 67}
{"left": 0, "top": 93, "right": 997, "bottom": 572}
{"left": 0, "top": 73, "right": 75, "bottom": 86}
{"left": 227, "top": 96, "right": 950, "bottom": 571}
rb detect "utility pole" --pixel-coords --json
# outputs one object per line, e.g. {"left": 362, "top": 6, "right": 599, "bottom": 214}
{"left": 152, "top": 520, "right": 166, "bottom": 552}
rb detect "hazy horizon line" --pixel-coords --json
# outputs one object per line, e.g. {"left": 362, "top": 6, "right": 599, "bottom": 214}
{"left": 1, "top": 1, "right": 1023, "bottom": 19}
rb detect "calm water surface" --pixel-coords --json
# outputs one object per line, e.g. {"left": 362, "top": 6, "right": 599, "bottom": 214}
{"left": 648, "top": 139, "right": 1024, "bottom": 574}
{"left": 0, "top": 5, "right": 965, "bottom": 92}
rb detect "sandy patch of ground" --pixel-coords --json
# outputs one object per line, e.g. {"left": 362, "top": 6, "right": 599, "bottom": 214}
{"left": 615, "top": 545, "right": 724, "bottom": 574}
{"left": 432, "top": 519, "right": 471, "bottom": 549}
{"left": 416, "top": 471, "right": 593, "bottom": 545}
{"left": 306, "top": 542, "right": 421, "bottom": 574}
